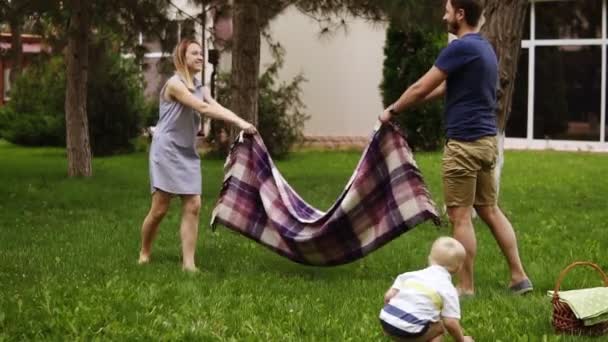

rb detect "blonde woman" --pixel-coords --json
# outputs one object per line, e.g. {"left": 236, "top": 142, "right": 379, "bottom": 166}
{"left": 138, "top": 39, "right": 257, "bottom": 271}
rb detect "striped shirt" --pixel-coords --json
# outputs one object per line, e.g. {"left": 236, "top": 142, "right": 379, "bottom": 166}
{"left": 379, "top": 265, "right": 460, "bottom": 333}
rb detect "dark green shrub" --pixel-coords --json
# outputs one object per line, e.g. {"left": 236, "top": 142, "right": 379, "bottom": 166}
{"left": 380, "top": 21, "right": 445, "bottom": 151}
{"left": 87, "top": 43, "right": 148, "bottom": 155}
{"left": 0, "top": 57, "right": 65, "bottom": 146}
{"left": 0, "top": 43, "right": 153, "bottom": 155}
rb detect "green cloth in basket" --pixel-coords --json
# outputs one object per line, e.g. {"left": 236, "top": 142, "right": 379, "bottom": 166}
{"left": 548, "top": 287, "right": 608, "bottom": 326}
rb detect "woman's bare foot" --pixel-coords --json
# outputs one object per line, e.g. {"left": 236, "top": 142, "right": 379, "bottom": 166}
{"left": 456, "top": 287, "right": 475, "bottom": 298}
{"left": 138, "top": 252, "right": 151, "bottom": 264}
{"left": 182, "top": 264, "right": 199, "bottom": 273}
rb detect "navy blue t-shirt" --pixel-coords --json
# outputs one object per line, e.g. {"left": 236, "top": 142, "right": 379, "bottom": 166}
{"left": 435, "top": 33, "right": 498, "bottom": 141}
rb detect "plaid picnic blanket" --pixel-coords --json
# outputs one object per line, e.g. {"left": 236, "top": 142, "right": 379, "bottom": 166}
{"left": 210, "top": 122, "right": 440, "bottom": 266}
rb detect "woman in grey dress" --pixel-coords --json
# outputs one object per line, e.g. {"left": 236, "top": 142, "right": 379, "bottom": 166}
{"left": 138, "top": 39, "right": 257, "bottom": 272}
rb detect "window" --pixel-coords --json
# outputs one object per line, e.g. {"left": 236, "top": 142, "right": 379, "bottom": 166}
{"left": 534, "top": 46, "right": 601, "bottom": 141}
{"left": 536, "top": 0, "right": 602, "bottom": 39}
{"left": 506, "top": 49, "right": 529, "bottom": 138}
{"left": 512, "top": 0, "right": 606, "bottom": 144}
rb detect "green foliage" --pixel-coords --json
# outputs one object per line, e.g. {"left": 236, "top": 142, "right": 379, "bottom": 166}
{"left": 380, "top": 21, "right": 446, "bottom": 151}
{"left": 0, "top": 43, "right": 152, "bottom": 155}
{"left": 257, "top": 63, "right": 309, "bottom": 158}
{"left": 213, "top": 50, "right": 309, "bottom": 159}
{"left": 140, "top": 99, "right": 160, "bottom": 129}
{"left": 0, "top": 56, "right": 66, "bottom": 146}
{"left": 291, "top": 0, "right": 443, "bottom": 36}
{"left": 87, "top": 42, "right": 148, "bottom": 155}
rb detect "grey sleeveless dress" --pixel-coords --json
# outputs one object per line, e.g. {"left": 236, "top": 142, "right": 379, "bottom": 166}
{"left": 149, "top": 74, "right": 203, "bottom": 195}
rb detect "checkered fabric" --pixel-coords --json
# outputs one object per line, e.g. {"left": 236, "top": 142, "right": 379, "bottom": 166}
{"left": 211, "top": 122, "right": 440, "bottom": 266}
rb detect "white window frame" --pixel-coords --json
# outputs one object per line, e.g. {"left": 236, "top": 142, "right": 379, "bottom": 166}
{"left": 506, "top": 0, "right": 608, "bottom": 152}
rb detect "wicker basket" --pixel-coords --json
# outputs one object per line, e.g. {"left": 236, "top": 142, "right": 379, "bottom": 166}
{"left": 552, "top": 261, "right": 608, "bottom": 336}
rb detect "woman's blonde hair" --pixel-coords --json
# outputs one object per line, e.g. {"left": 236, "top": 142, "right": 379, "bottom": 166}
{"left": 173, "top": 39, "right": 201, "bottom": 91}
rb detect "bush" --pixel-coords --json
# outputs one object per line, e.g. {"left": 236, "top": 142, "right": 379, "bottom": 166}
{"left": 141, "top": 99, "right": 159, "bottom": 129}
{"left": 257, "top": 62, "right": 308, "bottom": 158}
{"left": 0, "top": 42, "right": 152, "bottom": 155}
{"left": 0, "top": 57, "right": 66, "bottom": 146}
{"left": 211, "top": 50, "right": 309, "bottom": 159}
{"left": 87, "top": 43, "right": 148, "bottom": 155}
{"left": 380, "top": 22, "right": 445, "bottom": 151}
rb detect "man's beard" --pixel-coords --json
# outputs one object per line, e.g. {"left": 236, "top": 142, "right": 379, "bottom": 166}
{"left": 447, "top": 20, "right": 459, "bottom": 35}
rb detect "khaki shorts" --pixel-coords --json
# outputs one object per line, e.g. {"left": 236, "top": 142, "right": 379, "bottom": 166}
{"left": 442, "top": 136, "right": 498, "bottom": 207}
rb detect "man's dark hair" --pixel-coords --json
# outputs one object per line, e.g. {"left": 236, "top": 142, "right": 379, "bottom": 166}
{"left": 451, "top": 0, "right": 483, "bottom": 27}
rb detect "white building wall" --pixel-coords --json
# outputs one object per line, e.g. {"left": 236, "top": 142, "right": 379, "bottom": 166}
{"left": 260, "top": 6, "right": 388, "bottom": 137}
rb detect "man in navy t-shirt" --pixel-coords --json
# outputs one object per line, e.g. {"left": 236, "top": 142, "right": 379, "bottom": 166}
{"left": 380, "top": 0, "right": 532, "bottom": 298}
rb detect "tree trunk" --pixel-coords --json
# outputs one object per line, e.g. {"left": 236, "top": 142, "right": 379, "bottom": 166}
{"left": 480, "top": 0, "right": 528, "bottom": 194}
{"left": 65, "top": 0, "right": 92, "bottom": 177}
{"left": 230, "top": 0, "right": 261, "bottom": 127}
{"left": 8, "top": 19, "right": 23, "bottom": 82}
{"left": 481, "top": 0, "right": 527, "bottom": 131}
{"left": 199, "top": 2, "right": 212, "bottom": 137}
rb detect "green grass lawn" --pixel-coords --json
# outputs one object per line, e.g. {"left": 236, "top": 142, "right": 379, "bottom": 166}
{"left": 1, "top": 139, "right": 607, "bottom": 341}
